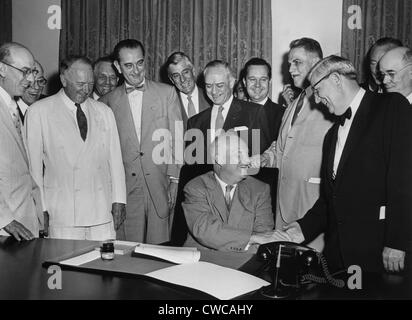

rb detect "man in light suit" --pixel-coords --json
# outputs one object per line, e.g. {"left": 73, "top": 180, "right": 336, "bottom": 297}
{"left": 0, "top": 42, "right": 41, "bottom": 240}
{"left": 379, "top": 47, "right": 412, "bottom": 104}
{"left": 25, "top": 56, "right": 126, "bottom": 240}
{"left": 183, "top": 132, "right": 277, "bottom": 252}
{"left": 100, "top": 39, "right": 182, "bottom": 244}
{"left": 165, "top": 52, "right": 211, "bottom": 130}
{"left": 253, "top": 38, "right": 333, "bottom": 251}
{"left": 281, "top": 56, "right": 412, "bottom": 273}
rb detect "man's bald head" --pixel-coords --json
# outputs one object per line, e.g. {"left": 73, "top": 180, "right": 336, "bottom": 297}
{"left": 379, "top": 47, "right": 412, "bottom": 98}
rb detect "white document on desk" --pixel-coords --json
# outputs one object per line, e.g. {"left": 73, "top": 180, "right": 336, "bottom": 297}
{"left": 146, "top": 261, "right": 270, "bottom": 300}
{"left": 134, "top": 243, "right": 200, "bottom": 264}
{"left": 59, "top": 250, "right": 101, "bottom": 266}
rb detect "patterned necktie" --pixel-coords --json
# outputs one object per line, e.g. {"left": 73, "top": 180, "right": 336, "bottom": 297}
{"left": 75, "top": 103, "right": 88, "bottom": 141}
{"left": 187, "top": 94, "right": 196, "bottom": 118}
{"left": 225, "top": 185, "right": 234, "bottom": 211}
{"left": 215, "top": 106, "right": 224, "bottom": 131}
{"left": 291, "top": 90, "right": 306, "bottom": 126}
{"left": 11, "top": 102, "right": 22, "bottom": 138}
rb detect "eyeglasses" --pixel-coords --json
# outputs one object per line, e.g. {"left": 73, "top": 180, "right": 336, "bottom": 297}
{"left": 33, "top": 77, "right": 47, "bottom": 87}
{"left": 311, "top": 73, "right": 332, "bottom": 96}
{"left": 0, "top": 60, "right": 39, "bottom": 79}
{"left": 379, "top": 63, "right": 412, "bottom": 81}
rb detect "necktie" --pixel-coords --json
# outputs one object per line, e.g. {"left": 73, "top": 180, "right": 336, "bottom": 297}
{"left": 11, "top": 103, "right": 22, "bottom": 138}
{"left": 125, "top": 84, "right": 145, "bottom": 94}
{"left": 215, "top": 106, "right": 224, "bottom": 131}
{"left": 75, "top": 103, "right": 88, "bottom": 141}
{"left": 225, "top": 185, "right": 234, "bottom": 211}
{"left": 17, "top": 106, "right": 25, "bottom": 124}
{"left": 337, "top": 107, "right": 352, "bottom": 126}
{"left": 291, "top": 90, "right": 306, "bottom": 126}
{"left": 187, "top": 94, "right": 196, "bottom": 118}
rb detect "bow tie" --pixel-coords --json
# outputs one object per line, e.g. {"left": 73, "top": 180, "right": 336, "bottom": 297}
{"left": 337, "top": 107, "right": 352, "bottom": 126}
{"left": 125, "top": 84, "right": 145, "bottom": 94}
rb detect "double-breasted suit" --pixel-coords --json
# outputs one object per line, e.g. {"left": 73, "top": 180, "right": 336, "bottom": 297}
{"left": 25, "top": 90, "right": 126, "bottom": 239}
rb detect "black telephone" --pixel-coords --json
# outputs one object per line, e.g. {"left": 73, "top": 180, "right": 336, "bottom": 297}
{"left": 256, "top": 241, "right": 345, "bottom": 298}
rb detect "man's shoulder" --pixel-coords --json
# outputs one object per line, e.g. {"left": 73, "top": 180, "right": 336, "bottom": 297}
{"left": 241, "top": 176, "right": 269, "bottom": 192}
{"left": 99, "top": 85, "right": 124, "bottom": 104}
{"left": 232, "top": 98, "right": 260, "bottom": 112}
{"left": 146, "top": 79, "right": 175, "bottom": 93}
{"left": 29, "top": 93, "right": 60, "bottom": 112}
{"left": 184, "top": 171, "right": 214, "bottom": 194}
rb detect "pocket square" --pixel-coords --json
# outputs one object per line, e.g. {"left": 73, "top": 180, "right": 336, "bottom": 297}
{"left": 234, "top": 126, "right": 248, "bottom": 131}
{"left": 308, "top": 177, "right": 321, "bottom": 184}
{"left": 379, "top": 206, "right": 386, "bottom": 220}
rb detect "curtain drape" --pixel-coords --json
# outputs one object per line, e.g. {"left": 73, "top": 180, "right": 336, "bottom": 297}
{"left": 342, "top": 0, "right": 412, "bottom": 82}
{"left": 59, "top": 0, "right": 272, "bottom": 81}
{"left": 0, "top": 0, "right": 12, "bottom": 45}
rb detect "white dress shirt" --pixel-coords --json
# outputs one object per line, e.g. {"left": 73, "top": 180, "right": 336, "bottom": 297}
{"left": 92, "top": 91, "right": 100, "bottom": 100}
{"left": 16, "top": 98, "right": 29, "bottom": 117}
{"left": 406, "top": 92, "right": 412, "bottom": 104}
{"left": 333, "top": 88, "right": 366, "bottom": 177}
{"left": 180, "top": 85, "right": 200, "bottom": 116}
{"left": 126, "top": 81, "right": 144, "bottom": 142}
{"left": 210, "top": 95, "right": 233, "bottom": 141}
{"left": 215, "top": 173, "right": 237, "bottom": 202}
{"left": 60, "top": 90, "right": 89, "bottom": 142}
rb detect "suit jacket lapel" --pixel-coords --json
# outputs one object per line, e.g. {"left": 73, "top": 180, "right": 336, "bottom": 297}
{"left": 117, "top": 84, "right": 141, "bottom": 150}
{"left": 204, "top": 172, "right": 229, "bottom": 223}
{"left": 335, "top": 92, "right": 372, "bottom": 187}
{"left": 141, "top": 80, "right": 162, "bottom": 144}
{"left": 0, "top": 100, "right": 27, "bottom": 162}
{"left": 327, "top": 123, "right": 339, "bottom": 187}
{"left": 223, "top": 100, "right": 241, "bottom": 131}
{"left": 177, "top": 91, "right": 188, "bottom": 130}
{"left": 198, "top": 88, "right": 211, "bottom": 112}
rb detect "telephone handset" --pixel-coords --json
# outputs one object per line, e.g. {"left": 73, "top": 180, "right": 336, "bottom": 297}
{"left": 256, "top": 241, "right": 344, "bottom": 298}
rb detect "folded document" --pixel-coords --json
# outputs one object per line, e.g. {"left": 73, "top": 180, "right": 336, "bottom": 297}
{"left": 133, "top": 243, "right": 201, "bottom": 264}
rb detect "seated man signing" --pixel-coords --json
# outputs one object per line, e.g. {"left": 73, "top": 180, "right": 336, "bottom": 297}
{"left": 182, "top": 131, "right": 280, "bottom": 252}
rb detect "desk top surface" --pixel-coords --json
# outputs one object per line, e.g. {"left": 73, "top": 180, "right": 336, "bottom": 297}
{"left": 1, "top": 237, "right": 411, "bottom": 300}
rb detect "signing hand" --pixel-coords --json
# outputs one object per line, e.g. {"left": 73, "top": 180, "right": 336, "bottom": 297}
{"left": 111, "top": 203, "right": 126, "bottom": 230}
{"left": 282, "top": 222, "right": 305, "bottom": 243}
{"left": 4, "top": 220, "right": 35, "bottom": 241}
{"left": 167, "top": 181, "right": 179, "bottom": 210}
{"left": 383, "top": 247, "right": 405, "bottom": 272}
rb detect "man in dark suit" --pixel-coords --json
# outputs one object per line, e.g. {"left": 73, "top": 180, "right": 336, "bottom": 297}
{"left": 172, "top": 60, "right": 264, "bottom": 245}
{"left": 100, "top": 39, "right": 182, "bottom": 244}
{"left": 281, "top": 55, "right": 412, "bottom": 274}
{"left": 183, "top": 132, "right": 277, "bottom": 252}
{"left": 242, "top": 58, "right": 285, "bottom": 213}
{"left": 185, "top": 60, "right": 264, "bottom": 164}
{"left": 165, "top": 52, "right": 211, "bottom": 130}
{"left": 243, "top": 57, "right": 284, "bottom": 150}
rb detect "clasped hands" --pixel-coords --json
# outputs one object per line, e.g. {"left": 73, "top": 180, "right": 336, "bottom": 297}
{"left": 250, "top": 222, "right": 305, "bottom": 245}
